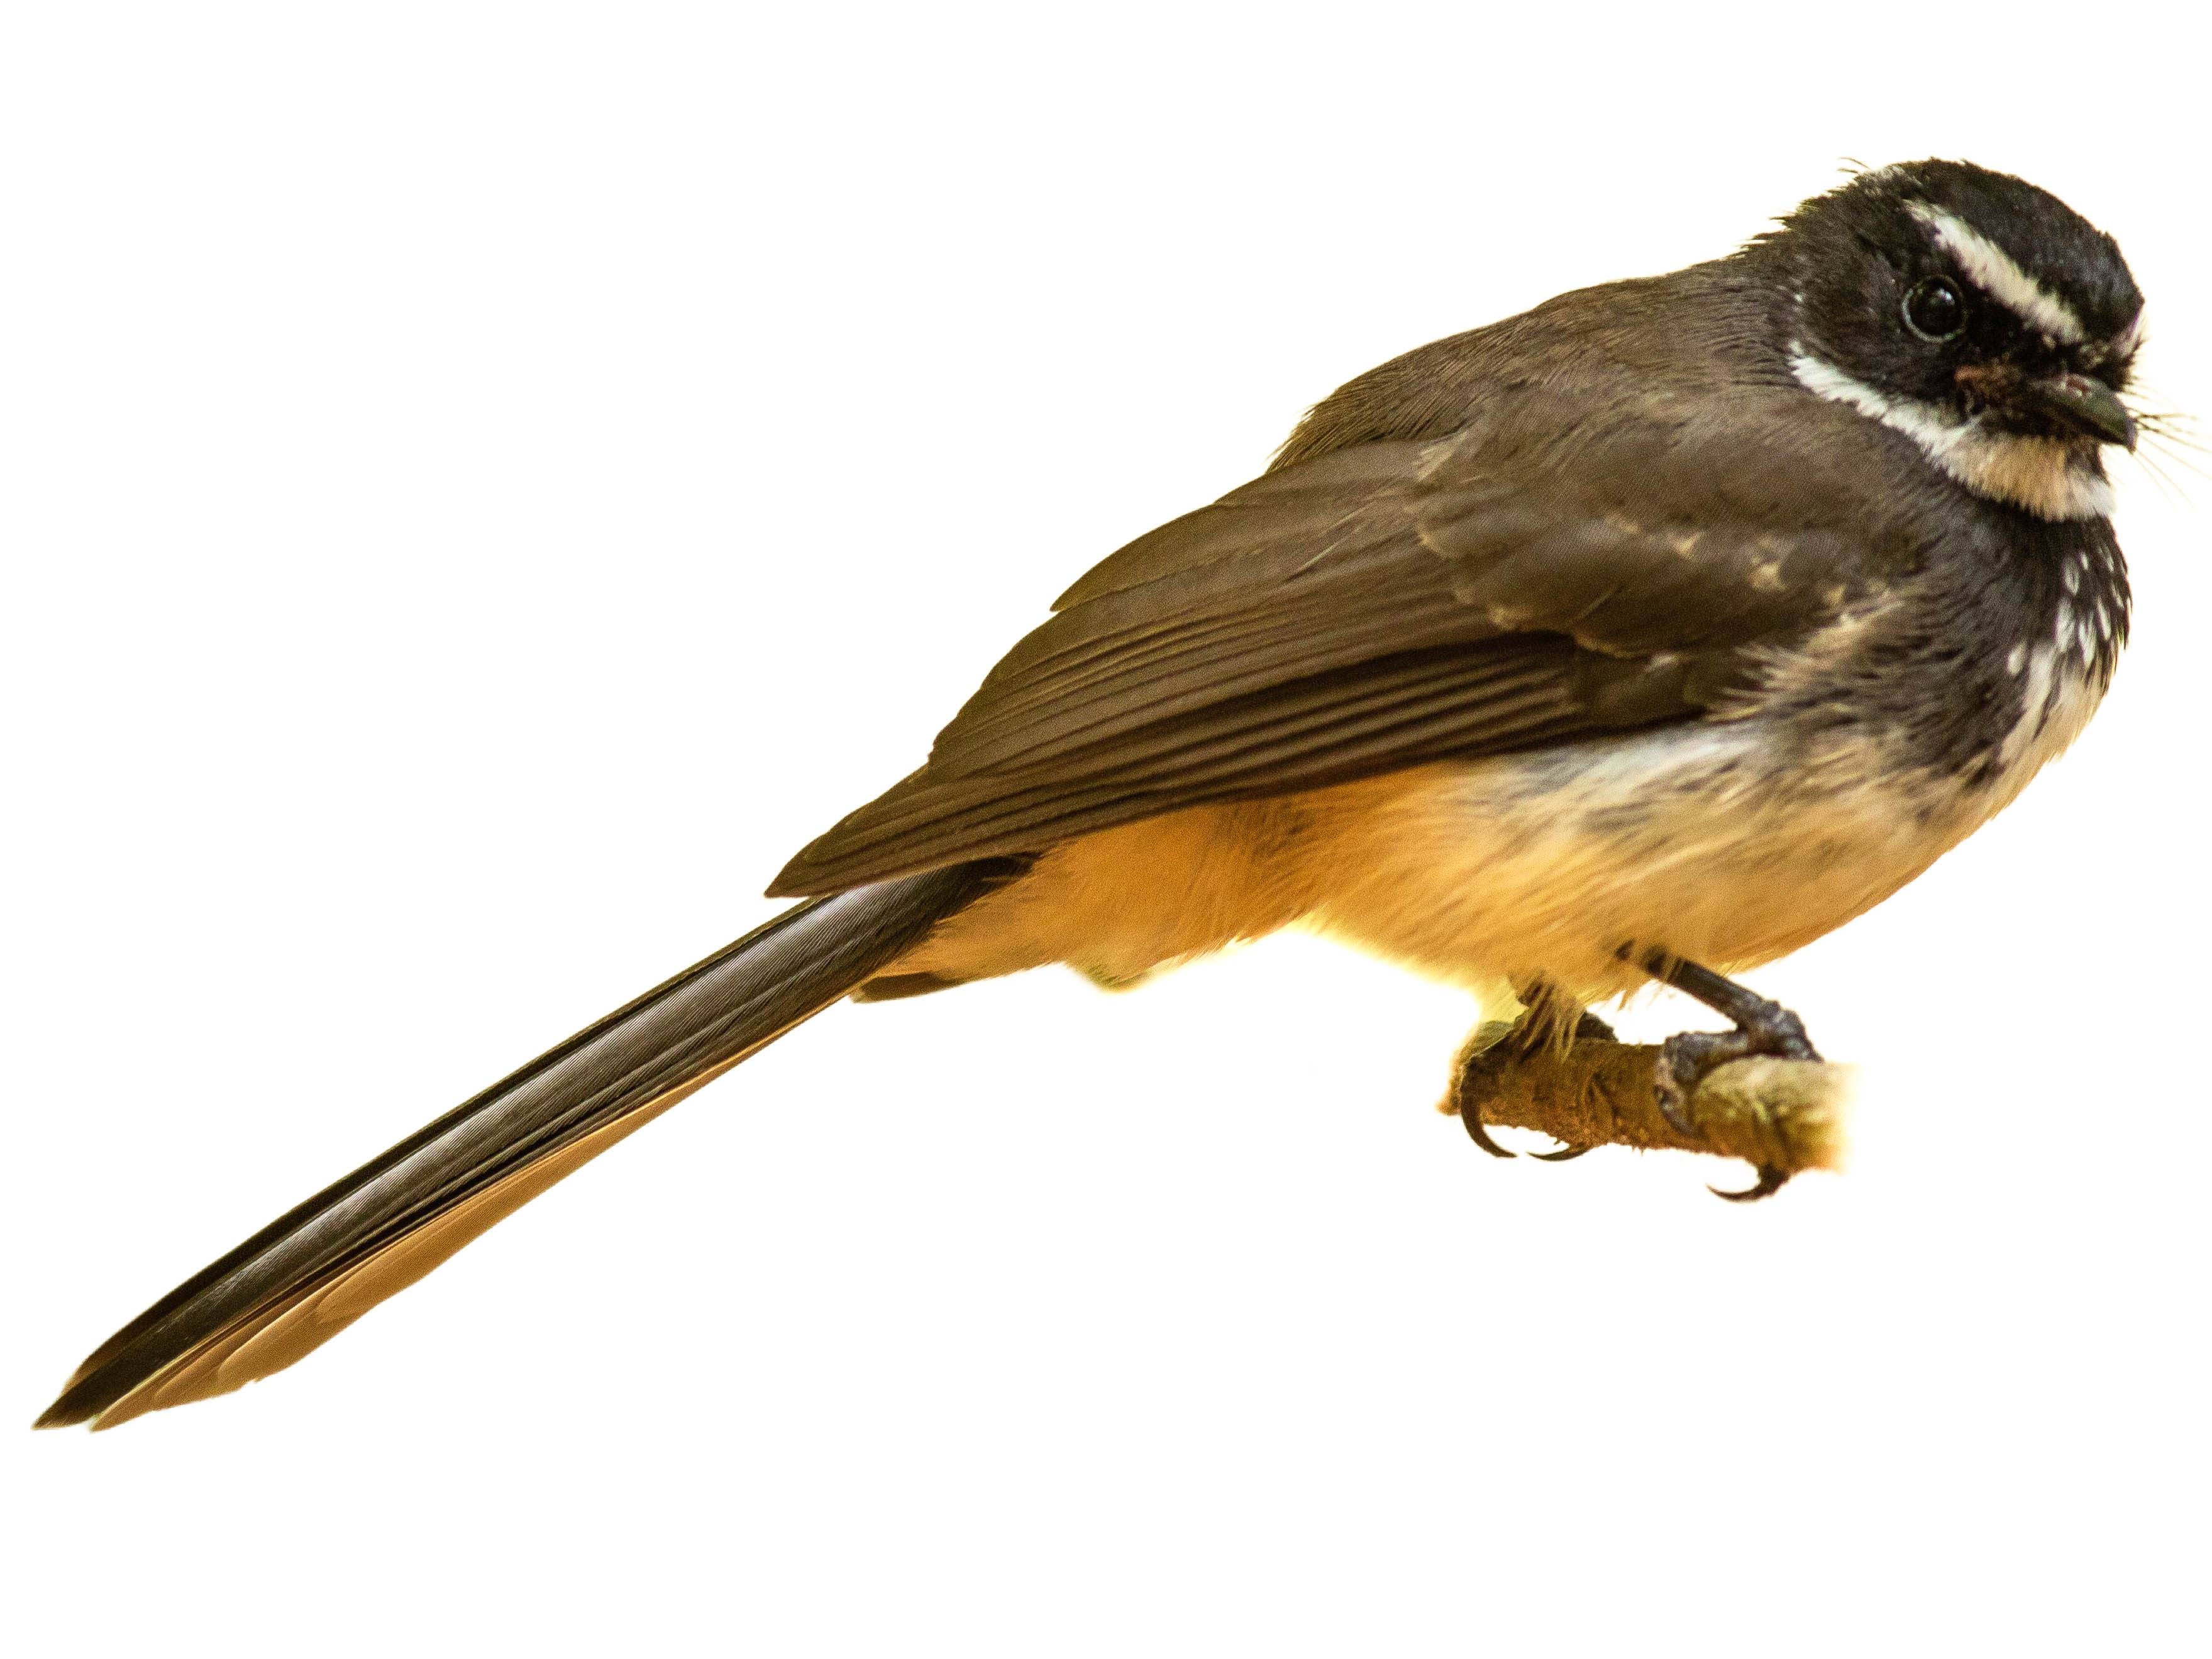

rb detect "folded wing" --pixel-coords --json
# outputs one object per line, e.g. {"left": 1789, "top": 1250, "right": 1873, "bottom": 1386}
{"left": 774, "top": 390, "right": 1920, "bottom": 896}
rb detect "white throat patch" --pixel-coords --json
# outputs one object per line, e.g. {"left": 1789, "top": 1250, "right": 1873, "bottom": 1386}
{"left": 1789, "top": 348, "right": 2115, "bottom": 521}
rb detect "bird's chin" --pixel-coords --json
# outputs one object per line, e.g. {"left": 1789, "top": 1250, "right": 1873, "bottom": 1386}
{"left": 1940, "top": 424, "right": 2113, "bottom": 522}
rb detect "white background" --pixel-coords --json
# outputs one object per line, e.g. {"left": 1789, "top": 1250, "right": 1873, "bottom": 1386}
{"left": 5, "top": 5, "right": 2206, "bottom": 1655}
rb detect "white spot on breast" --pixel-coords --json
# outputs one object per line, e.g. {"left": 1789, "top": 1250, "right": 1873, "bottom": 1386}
{"left": 2002, "top": 646, "right": 2059, "bottom": 768}
{"left": 1994, "top": 639, "right": 2108, "bottom": 795}
{"left": 2006, "top": 643, "right": 2027, "bottom": 675}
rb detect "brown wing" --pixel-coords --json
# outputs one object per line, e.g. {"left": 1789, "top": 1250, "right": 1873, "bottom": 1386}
{"left": 771, "top": 389, "right": 1922, "bottom": 896}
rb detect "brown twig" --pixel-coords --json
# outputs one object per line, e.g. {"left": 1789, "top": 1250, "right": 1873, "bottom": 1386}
{"left": 1442, "top": 1018, "right": 1854, "bottom": 1177}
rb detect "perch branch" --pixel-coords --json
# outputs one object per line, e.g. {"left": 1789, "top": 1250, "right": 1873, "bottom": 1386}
{"left": 1442, "top": 1018, "right": 1854, "bottom": 1177}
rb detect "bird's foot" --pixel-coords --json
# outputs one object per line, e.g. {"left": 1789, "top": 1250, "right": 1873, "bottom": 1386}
{"left": 1458, "top": 996, "right": 1614, "bottom": 1161}
{"left": 1652, "top": 1001, "right": 1820, "bottom": 1135}
{"left": 1650, "top": 989, "right": 1818, "bottom": 1203}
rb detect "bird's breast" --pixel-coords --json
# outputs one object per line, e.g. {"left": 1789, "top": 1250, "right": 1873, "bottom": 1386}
{"left": 1294, "top": 675, "right": 2104, "bottom": 1001}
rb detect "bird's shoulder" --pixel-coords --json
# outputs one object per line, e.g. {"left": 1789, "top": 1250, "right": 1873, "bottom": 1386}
{"left": 1268, "top": 258, "right": 1776, "bottom": 470}
{"left": 1054, "top": 281, "right": 1937, "bottom": 637}
{"left": 771, "top": 275, "right": 1951, "bottom": 895}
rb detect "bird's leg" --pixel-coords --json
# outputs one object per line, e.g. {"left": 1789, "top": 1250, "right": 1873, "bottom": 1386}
{"left": 1456, "top": 978, "right": 1615, "bottom": 1161}
{"left": 1626, "top": 950, "right": 1820, "bottom": 1201}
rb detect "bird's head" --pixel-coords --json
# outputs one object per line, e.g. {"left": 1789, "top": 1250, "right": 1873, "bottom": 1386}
{"left": 1759, "top": 159, "right": 2145, "bottom": 521}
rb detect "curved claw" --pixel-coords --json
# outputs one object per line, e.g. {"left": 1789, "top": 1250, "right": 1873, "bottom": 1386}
{"left": 1634, "top": 957, "right": 1822, "bottom": 1181}
{"left": 1457, "top": 989, "right": 1616, "bottom": 1166}
{"left": 1461, "top": 1110, "right": 1517, "bottom": 1159}
{"left": 1709, "top": 1164, "right": 1791, "bottom": 1203}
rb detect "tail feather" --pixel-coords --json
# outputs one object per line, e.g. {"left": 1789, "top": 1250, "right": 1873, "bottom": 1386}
{"left": 38, "top": 860, "right": 1017, "bottom": 1430}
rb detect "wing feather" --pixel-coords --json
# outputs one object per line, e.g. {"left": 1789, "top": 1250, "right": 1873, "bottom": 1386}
{"left": 775, "top": 390, "right": 1920, "bottom": 896}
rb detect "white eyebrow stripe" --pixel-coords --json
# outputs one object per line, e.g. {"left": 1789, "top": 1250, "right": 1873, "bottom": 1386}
{"left": 1907, "top": 201, "right": 2086, "bottom": 344}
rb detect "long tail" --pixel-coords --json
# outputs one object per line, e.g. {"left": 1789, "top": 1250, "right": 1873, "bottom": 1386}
{"left": 38, "top": 861, "right": 1015, "bottom": 1431}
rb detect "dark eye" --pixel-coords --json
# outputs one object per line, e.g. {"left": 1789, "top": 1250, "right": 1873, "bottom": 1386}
{"left": 1903, "top": 277, "right": 1967, "bottom": 342}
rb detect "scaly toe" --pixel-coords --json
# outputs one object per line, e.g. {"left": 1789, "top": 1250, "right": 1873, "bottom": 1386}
{"left": 1653, "top": 1034, "right": 1725, "bottom": 1139}
{"left": 1767, "top": 1007, "right": 1821, "bottom": 1064}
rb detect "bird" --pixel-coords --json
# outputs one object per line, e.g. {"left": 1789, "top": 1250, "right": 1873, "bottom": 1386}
{"left": 39, "top": 158, "right": 2147, "bottom": 1430}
